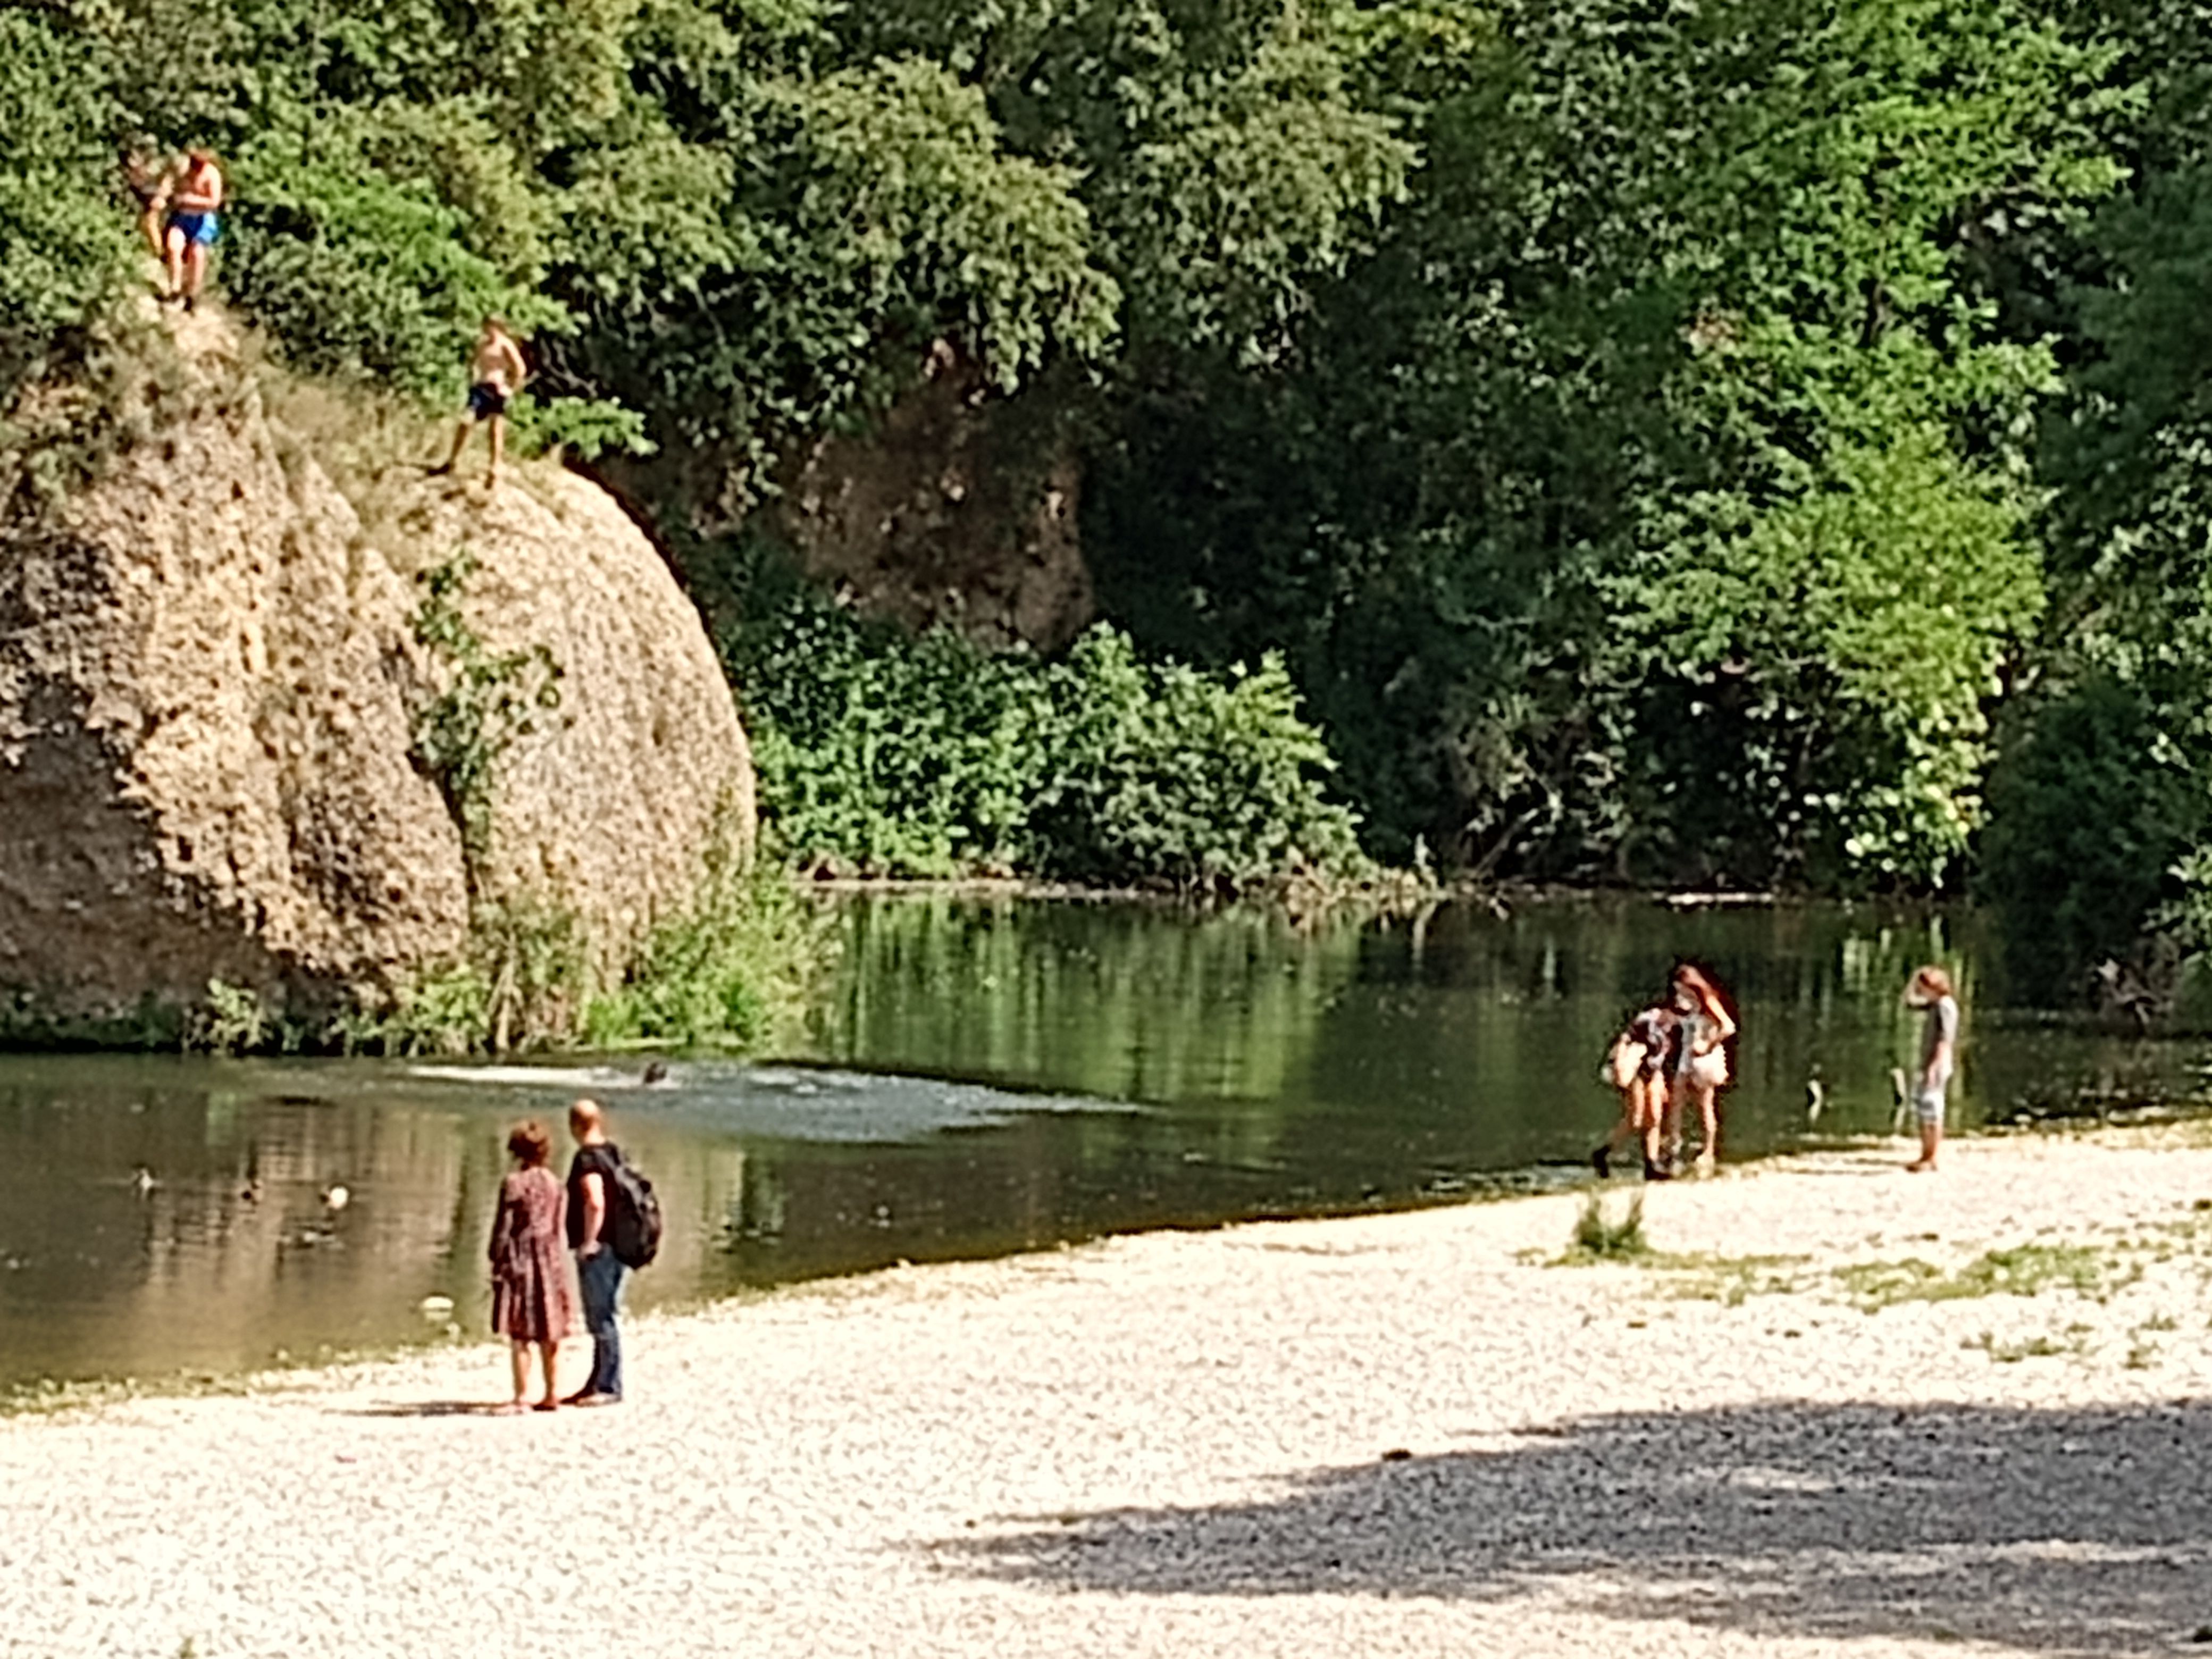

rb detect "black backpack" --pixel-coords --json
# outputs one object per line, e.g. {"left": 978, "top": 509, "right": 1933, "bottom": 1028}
{"left": 604, "top": 1147, "right": 664, "bottom": 1269}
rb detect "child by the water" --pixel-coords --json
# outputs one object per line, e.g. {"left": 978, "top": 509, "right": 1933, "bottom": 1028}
{"left": 1594, "top": 1001, "right": 1677, "bottom": 1180}
{"left": 1904, "top": 964, "right": 1959, "bottom": 1172}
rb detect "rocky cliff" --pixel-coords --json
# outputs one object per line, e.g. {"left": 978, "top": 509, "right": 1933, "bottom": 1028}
{"left": 0, "top": 315, "right": 753, "bottom": 1027}
{"left": 757, "top": 346, "right": 1092, "bottom": 652}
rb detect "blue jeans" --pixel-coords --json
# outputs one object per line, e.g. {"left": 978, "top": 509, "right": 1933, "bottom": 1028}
{"left": 576, "top": 1249, "right": 629, "bottom": 1398}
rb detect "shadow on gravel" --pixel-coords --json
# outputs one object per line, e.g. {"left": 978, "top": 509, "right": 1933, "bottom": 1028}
{"left": 937, "top": 1400, "right": 2212, "bottom": 1655}
{"left": 343, "top": 1400, "right": 505, "bottom": 1418}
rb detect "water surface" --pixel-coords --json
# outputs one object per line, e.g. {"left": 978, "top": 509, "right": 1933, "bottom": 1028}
{"left": 0, "top": 895, "right": 2196, "bottom": 1392}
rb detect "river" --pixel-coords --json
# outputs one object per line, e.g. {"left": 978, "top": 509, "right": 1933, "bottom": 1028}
{"left": 0, "top": 893, "right": 2196, "bottom": 1394}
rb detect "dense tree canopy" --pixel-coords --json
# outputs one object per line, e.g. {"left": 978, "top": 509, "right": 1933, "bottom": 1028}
{"left": 7, "top": 0, "right": 2212, "bottom": 996}
{"left": 1096, "top": 0, "right": 2119, "bottom": 890}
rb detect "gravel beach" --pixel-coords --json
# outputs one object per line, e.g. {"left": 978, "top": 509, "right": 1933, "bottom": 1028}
{"left": 6, "top": 1126, "right": 2212, "bottom": 1659}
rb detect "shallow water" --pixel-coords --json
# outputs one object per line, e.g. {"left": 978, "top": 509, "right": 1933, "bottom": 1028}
{"left": 0, "top": 894, "right": 2198, "bottom": 1391}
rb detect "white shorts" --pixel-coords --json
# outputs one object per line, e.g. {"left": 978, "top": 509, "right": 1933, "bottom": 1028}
{"left": 1914, "top": 1076, "right": 1949, "bottom": 1124}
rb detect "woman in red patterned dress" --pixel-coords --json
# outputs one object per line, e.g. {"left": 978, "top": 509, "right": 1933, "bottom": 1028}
{"left": 489, "top": 1121, "right": 579, "bottom": 1412}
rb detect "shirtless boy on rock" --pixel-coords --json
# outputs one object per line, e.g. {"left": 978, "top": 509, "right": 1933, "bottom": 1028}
{"left": 434, "top": 318, "right": 528, "bottom": 488}
{"left": 162, "top": 148, "right": 223, "bottom": 311}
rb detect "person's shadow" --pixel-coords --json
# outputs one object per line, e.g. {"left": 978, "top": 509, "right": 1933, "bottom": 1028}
{"left": 935, "top": 1399, "right": 2212, "bottom": 1654}
{"left": 342, "top": 1400, "right": 506, "bottom": 1418}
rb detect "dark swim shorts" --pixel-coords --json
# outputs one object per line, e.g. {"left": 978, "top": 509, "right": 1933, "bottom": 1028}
{"left": 466, "top": 381, "right": 509, "bottom": 420}
{"left": 167, "top": 210, "right": 219, "bottom": 246}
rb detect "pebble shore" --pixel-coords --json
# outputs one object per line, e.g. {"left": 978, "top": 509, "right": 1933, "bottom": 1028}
{"left": 5, "top": 1126, "right": 2212, "bottom": 1658}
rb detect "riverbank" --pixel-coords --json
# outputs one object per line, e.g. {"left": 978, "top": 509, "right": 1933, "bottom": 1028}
{"left": 4, "top": 1124, "right": 2210, "bottom": 1657}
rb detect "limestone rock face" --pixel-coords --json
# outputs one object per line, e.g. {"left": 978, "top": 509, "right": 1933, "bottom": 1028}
{"left": 0, "top": 336, "right": 752, "bottom": 1022}
{"left": 773, "top": 351, "right": 1093, "bottom": 651}
{"left": 387, "top": 475, "right": 757, "bottom": 948}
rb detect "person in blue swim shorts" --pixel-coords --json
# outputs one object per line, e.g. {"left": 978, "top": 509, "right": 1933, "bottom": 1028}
{"left": 162, "top": 148, "right": 223, "bottom": 311}
{"left": 433, "top": 318, "right": 530, "bottom": 488}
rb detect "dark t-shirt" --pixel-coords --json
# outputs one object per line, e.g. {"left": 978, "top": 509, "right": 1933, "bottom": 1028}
{"left": 1628, "top": 1006, "right": 1680, "bottom": 1078}
{"left": 566, "top": 1142, "right": 623, "bottom": 1250}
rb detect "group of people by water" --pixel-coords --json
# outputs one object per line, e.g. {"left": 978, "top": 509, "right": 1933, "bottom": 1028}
{"left": 123, "top": 144, "right": 224, "bottom": 313}
{"left": 485, "top": 1099, "right": 632, "bottom": 1412}
{"left": 1596, "top": 961, "right": 1960, "bottom": 1180}
{"left": 482, "top": 963, "right": 1965, "bottom": 1401}
{"left": 118, "top": 146, "right": 529, "bottom": 486}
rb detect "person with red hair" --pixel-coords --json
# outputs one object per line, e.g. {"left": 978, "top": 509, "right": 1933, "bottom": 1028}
{"left": 1666, "top": 962, "right": 1736, "bottom": 1176}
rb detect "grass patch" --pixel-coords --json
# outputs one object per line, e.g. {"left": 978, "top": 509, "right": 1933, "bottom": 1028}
{"left": 1561, "top": 1192, "right": 1650, "bottom": 1261}
{"left": 1542, "top": 1231, "right": 1805, "bottom": 1301}
{"left": 1838, "top": 1242, "right": 2107, "bottom": 1310}
{"left": 1963, "top": 1322, "right": 2095, "bottom": 1364}
{"left": 1549, "top": 1196, "right": 1804, "bottom": 1294}
{"left": 1651, "top": 1253, "right": 1808, "bottom": 1305}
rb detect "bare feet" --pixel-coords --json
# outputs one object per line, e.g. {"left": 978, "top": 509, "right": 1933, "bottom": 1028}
{"left": 1905, "top": 1158, "right": 1937, "bottom": 1173}
{"left": 494, "top": 1401, "right": 526, "bottom": 1415}
{"left": 532, "top": 1398, "right": 558, "bottom": 1413}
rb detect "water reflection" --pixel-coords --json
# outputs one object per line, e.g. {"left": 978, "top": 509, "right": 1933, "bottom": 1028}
{"left": 0, "top": 895, "right": 2202, "bottom": 1392}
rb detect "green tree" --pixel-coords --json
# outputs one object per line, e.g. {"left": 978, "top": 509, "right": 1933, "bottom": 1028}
{"left": 0, "top": 11, "right": 132, "bottom": 395}
{"left": 1090, "top": 0, "right": 2117, "bottom": 887}
{"left": 729, "top": 591, "right": 1363, "bottom": 886}
{"left": 839, "top": 0, "right": 1416, "bottom": 365}
{"left": 1970, "top": 0, "right": 2212, "bottom": 1002}
{"left": 1981, "top": 672, "right": 2212, "bottom": 1003}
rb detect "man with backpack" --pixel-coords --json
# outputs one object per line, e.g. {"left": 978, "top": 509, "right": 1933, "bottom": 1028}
{"left": 563, "top": 1097, "right": 660, "bottom": 1405}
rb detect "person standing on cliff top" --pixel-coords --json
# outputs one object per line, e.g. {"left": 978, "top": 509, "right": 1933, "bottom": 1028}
{"left": 564, "top": 1098, "right": 627, "bottom": 1405}
{"left": 432, "top": 317, "right": 527, "bottom": 488}
{"left": 161, "top": 148, "right": 222, "bottom": 312}
{"left": 1904, "top": 965, "right": 1959, "bottom": 1173}
{"left": 120, "top": 142, "right": 170, "bottom": 261}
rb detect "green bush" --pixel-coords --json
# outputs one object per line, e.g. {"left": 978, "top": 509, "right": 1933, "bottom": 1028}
{"left": 223, "top": 135, "right": 562, "bottom": 397}
{"left": 332, "top": 862, "right": 823, "bottom": 1057}
{"left": 728, "top": 594, "right": 1365, "bottom": 887}
{"left": 1027, "top": 629, "right": 1365, "bottom": 887}
{"left": 1979, "top": 674, "right": 2211, "bottom": 1004}
{"left": 0, "top": 14, "right": 133, "bottom": 395}
{"left": 584, "top": 852, "right": 828, "bottom": 1050}
{"left": 1567, "top": 1192, "right": 1649, "bottom": 1261}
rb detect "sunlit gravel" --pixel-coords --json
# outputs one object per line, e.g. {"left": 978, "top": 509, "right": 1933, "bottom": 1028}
{"left": 4, "top": 1127, "right": 2211, "bottom": 1658}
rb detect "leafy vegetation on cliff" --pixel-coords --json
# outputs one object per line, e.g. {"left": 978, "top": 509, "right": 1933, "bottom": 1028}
{"left": 11, "top": 0, "right": 2212, "bottom": 1003}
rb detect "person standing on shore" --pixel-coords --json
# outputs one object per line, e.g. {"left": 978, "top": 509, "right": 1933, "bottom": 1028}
{"left": 489, "top": 1120, "right": 577, "bottom": 1412}
{"left": 564, "top": 1098, "right": 627, "bottom": 1405}
{"left": 1904, "top": 965, "right": 1959, "bottom": 1172}
{"left": 1593, "top": 999, "right": 1677, "bottom": 1180}
{"left": 1668, "top": 963, "right": 1736, "bottom": 1176}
